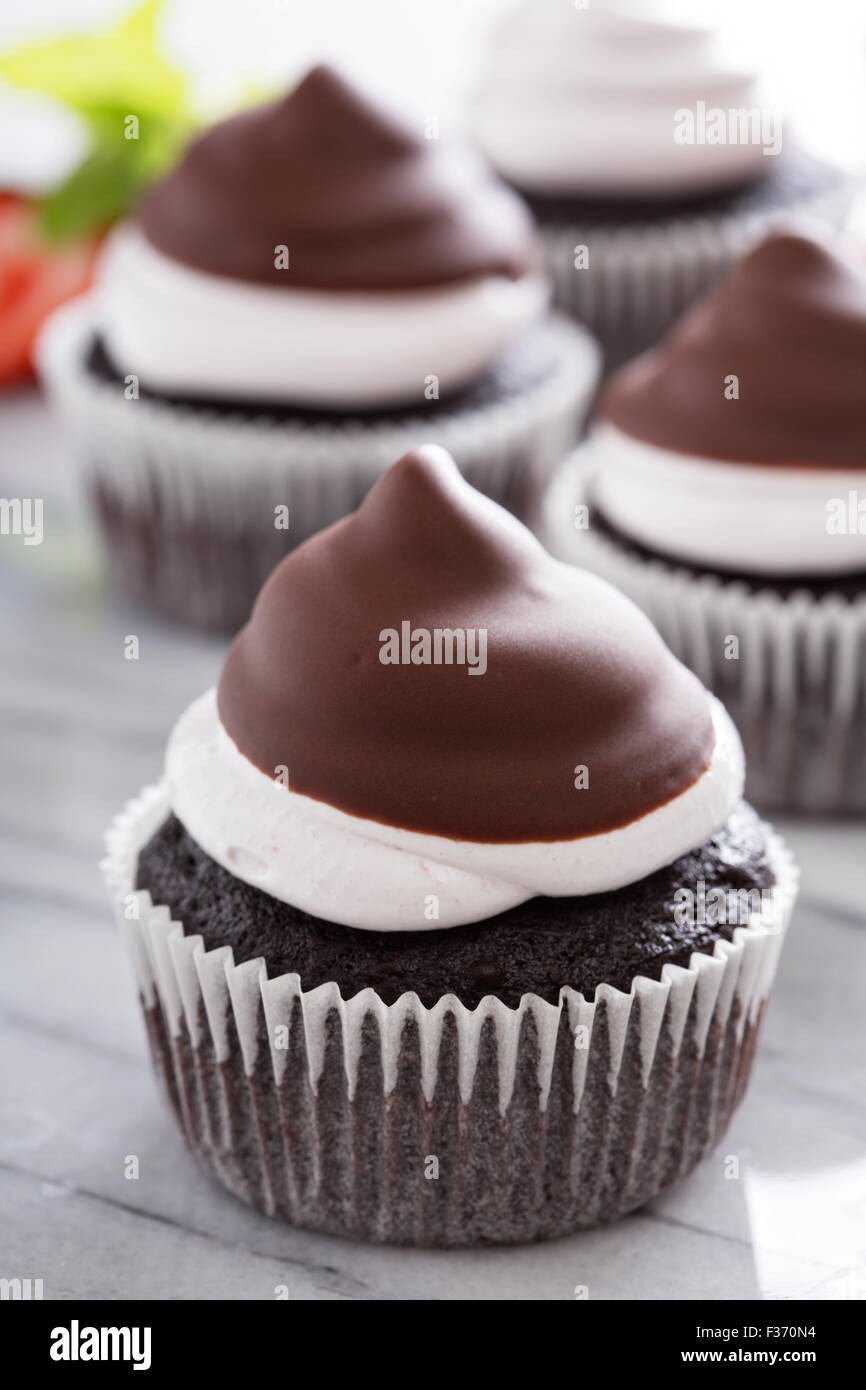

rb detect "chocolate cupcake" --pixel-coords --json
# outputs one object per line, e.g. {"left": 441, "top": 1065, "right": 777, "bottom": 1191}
{"left": 473, "top": 0, "right": 854, "bottom": 366}
{"left": 103, "top": 446, "right": 796, "bottom": 1245}
{"left": 37, "top": 64, "right": 599, "bottom": 631}
{"left": 543, "top": 230, "right": 866, "bottom": 814}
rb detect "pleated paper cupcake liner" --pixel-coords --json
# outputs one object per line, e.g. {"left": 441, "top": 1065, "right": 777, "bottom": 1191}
{"left": 102, "top": 781, "right": 797, "bottom": 1247}
{"left": 37, "top": 298, "right": 600, "bottom": 632}
{"left": 543, "top": 456, "right": 866, "bottom": 815}
{"left": 539, "top": 178, "right": 855, "bottom": 369}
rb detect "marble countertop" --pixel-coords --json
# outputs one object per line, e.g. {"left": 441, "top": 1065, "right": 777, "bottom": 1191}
{"left": 1, "top": 389, "right": 864, "bottom": 1301}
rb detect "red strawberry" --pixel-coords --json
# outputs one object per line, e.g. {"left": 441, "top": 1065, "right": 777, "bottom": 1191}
{"left": 0, "top": 194, "right": 99, "bottom": 385}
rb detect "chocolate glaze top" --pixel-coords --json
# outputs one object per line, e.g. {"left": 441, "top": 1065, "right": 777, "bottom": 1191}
{"left": 217, "top": 447, "right": 714, "bottom": 842}
{"left": 600, "top": 231, "right": 866, "bottom": 467}
{"left": 140, "top": 64, "right": 538, "bottom": 291}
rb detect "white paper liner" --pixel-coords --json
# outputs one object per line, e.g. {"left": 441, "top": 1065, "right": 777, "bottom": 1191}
{"left": 539, "top": 177, "right": 855, "bottom": 368}
{"left": 37, "top": 298, "right": 601, "bottom": 631}
{"left": 542, "top": 454, "right": 866, "bottom": 814}
{"left": 102, "top": 780, "right": 797, "bottom": 1246}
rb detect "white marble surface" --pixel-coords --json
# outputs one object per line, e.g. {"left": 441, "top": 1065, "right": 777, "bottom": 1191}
{"left": 1, "top": 390, "right": 865, "bottom": 1301}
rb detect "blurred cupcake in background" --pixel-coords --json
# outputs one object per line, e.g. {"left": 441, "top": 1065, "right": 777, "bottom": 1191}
{"left": 38, "top": 64, "right": 600, "bottom": 631}
{"left": 473, "top": 0, "right": 855, "bottom": 366}
{"left": 542, "top": 229, "right": 866, "bottom": 814}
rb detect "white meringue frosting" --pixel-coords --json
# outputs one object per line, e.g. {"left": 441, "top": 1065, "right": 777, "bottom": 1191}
{"left": 474, "top": 0, "right": 774, "bottom": 197}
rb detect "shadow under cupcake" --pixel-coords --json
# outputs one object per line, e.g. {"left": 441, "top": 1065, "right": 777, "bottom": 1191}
{"left": 38, "top": 64, "right": 599, "bottom": 632}
{"left": 103, "top": 446, "right": 797, "bottom": 1245}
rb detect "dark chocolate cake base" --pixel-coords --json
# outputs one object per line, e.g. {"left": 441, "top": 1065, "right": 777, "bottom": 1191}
{"left": 590, "top": 498, "right": 866, "bottom": 602}
{"left": 86, "top": 322, "right": 555, "bottom": 422}
{"left": 520, "top": 148, "right": 846, "bottom": 229}
{"left": 119, "top": 789, "right": 788, "bottom": 1244}
{"left": 136, "top": 802, "right": 775, "bottom": 1009}
{"left": 138, "top": 978, "right": 768, "bottom": 1245}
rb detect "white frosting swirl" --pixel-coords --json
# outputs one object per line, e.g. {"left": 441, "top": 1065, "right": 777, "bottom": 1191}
{"left": 96, "top": 225, "right": 549, "bottom": 408}
{"left": 165, "top": 687, "right": 744, "bottom": 932}
{"left": 588, "top": 424, "right": 866, "bottom": 576}
{"left": 474, "top": 0, "right": 772, "bottom": 197}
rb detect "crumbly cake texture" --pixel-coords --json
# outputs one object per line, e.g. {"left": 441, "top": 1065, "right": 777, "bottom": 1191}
{"left": 136, "top": 801, "right": 775, "bottom": 1009}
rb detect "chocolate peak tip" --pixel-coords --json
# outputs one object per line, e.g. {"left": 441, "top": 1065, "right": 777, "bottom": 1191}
{"left": 364, "top": 445, "right": 472, "bottom": 518}
{"left": 288, "top": 62, "right": 367, "bottom": 109}
{"left": 390, "top": 444, "right": 462, "bottom": 484}
{"left": 280, "top": 61, "right": 419, "bottom": 157}
{"left": 355, "top": 445, "right": 461, "bottom": 526}
{"left": 291, "top": 61, "right": 344, "bottom": 97}
{"left": 352, "top": 445, "right": 536, "bottom": 576}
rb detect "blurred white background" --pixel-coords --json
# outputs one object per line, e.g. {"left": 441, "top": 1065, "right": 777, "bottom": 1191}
{"left": 1, "top": 0, "right": 865, "bottom": 189}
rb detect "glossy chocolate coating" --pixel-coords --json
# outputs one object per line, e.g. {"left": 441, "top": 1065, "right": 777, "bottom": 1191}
{"left": 140, "top": 64, "right": 538, "bottom": 291}
{"left": 601, "top": 231, "right": 866, "bottom": 467}
{"left": 218, "top": 447, "right": 714, "bottom": 841}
